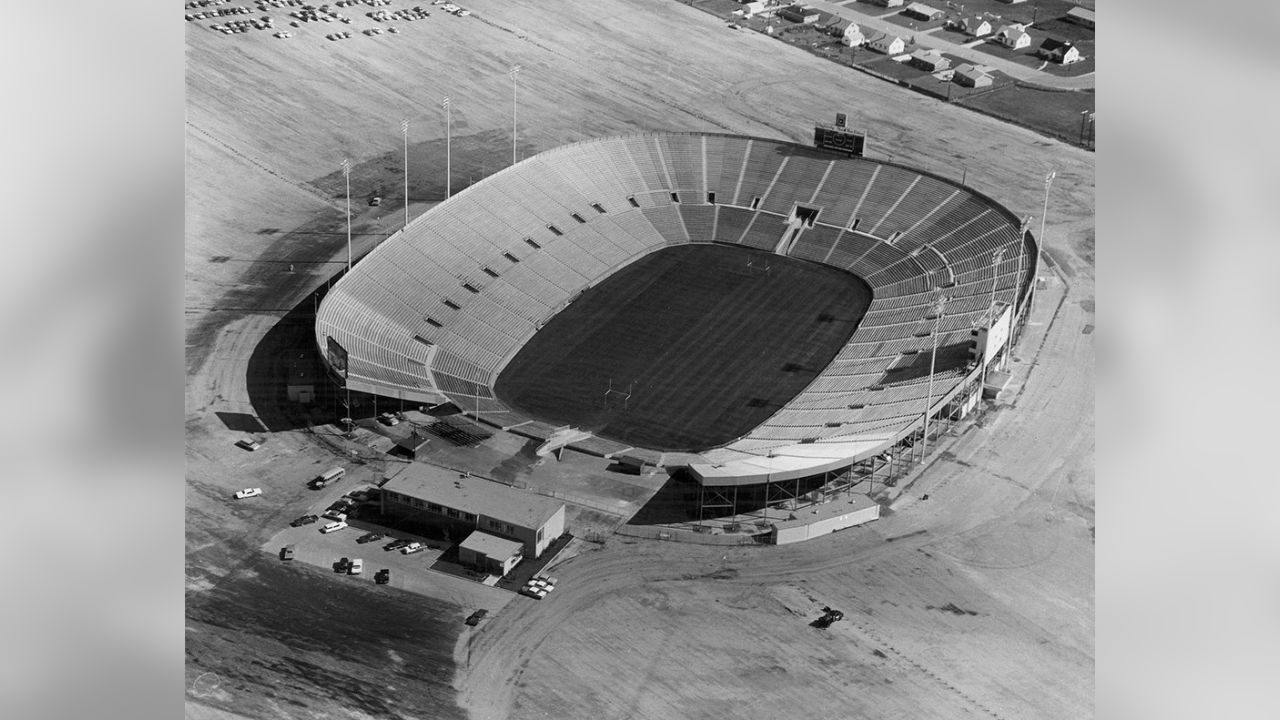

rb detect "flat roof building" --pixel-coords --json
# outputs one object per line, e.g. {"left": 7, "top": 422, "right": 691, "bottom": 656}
{"left": 380, "top": 463, "right": 566, "bottom": 558}
{"left": 459, "top": 531, "right": 525, "bottom": 577}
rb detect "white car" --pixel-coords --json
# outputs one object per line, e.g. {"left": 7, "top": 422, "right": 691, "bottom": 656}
{"left": 234, "top": 487, "right": 262, "bottom": 499}
{"left": 320, "top": 521, "right": 348, "bottom": 533}
{"left": 235, "top": 438, "right": 262, "bottom": 451}
{"left": 348, "top": 558, "right": 364, "bottom": 574}
{"left": 401, "top": 542, "right": 426, "bottom": 554}
{"left": 455, "top": 9, "right": 470, "bottom": 16}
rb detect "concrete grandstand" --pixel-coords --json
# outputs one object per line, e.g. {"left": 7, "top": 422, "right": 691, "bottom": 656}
{"left": 314, "top": 132, "right": 1038, "bottom": 490}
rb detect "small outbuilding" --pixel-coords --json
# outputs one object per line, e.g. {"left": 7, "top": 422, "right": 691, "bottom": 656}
{"left": 458, "top": 531, "right": 524, "bottom": 578}
{"left": 870, "top": 0, "right": 905, "bottom": 6}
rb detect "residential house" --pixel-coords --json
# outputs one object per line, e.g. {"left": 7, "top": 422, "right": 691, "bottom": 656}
{"left": 994, "top": 24, "right": 1031, "bottom": 49}
{"left": 951, "top": 63, "right": 993, "bottom": 88}
{"left": 828, "top": 20, "right": 866, "bottom": 46}
{"left": 909, "top": 48, "right": 951, "bottom": 72}
{"left": 1036, "top": 37, "right": 1082, "bottom": 64}
{"left": 1066, "top": 6, "right": 1095, "bottom": 28}
{"left": 779, "top": 4, "right": 822, "bottom": 23}
{"left": 866, "top": 32, "right": 907, "bottom": 55}
{"left": 903, "top": 2, "right": 943, "bottom": 21}
{"left": 946, "top": 15, "right": 992, "bottom": 37}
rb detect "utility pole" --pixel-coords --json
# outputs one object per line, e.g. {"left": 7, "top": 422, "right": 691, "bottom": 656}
{"left": 342, "top": 158, "right": 352, "bottom": 272}
{"left": 402, "top": 119, "right": 409, "bottom": 229}
{"left": 510, "top": 65, "right": 521, "bottom": 166}
{"left": 980, "top": 247, "right": 1005, "bottom": 400}
{"left": 443, "top": 96, "right": 451, "bottom": 199}
{"left": 921, "top": 292, "right": 948, "bottom": 460}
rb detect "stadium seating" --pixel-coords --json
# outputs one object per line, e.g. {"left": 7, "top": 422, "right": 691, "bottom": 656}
{"left": 316, "top": 132, "right": 1034, "bottom": 471}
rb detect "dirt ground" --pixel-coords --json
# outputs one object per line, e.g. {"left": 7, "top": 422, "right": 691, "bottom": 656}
{"left": 186, "top": 0, "right": 1093, "bottom": 718}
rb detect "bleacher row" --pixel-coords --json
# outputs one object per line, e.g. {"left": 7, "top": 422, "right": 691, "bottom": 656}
{"left": 316, "top": 133, "right": 1033, "bottom": 459}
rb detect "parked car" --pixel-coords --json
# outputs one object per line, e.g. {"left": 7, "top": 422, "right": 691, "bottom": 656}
{"left": 374, "top": 568, "right": 391, "bottom": 584}
{"left": 280, "top": 544, "right": 295, "bottom": 561}
{"left": 401, "top": 542, "right": 426, "bottom": 555}
{"left": 234, "top": 488, "right": 262, "bottom": 499}
{"left": 235, "top": 438, "right": 262, "bottom": 451}
{"left": 322, "top": 510, "right": 347, "bottom": 522}
{"left": 290, "top": 514, "right": 319, "bottom": 527}
{"left": 465, "top": 609, "right": 488, "bottom": 626}
{"left": 377, "top": 412, "right": 399, "bottom": 426}
{"left": 334, "top": 557, "right": 351, "bottom": 572}
{"left": 349, "top": 558, "right": 364, "bottom": 575}
{"left": 356, "top": 532, "right": 384, "bottom": 544}
{"left": 320, "top": 521, "right": 348, "bottom": 534}
{"left": 369, "top": 196, "right": 382, "bottom": 206}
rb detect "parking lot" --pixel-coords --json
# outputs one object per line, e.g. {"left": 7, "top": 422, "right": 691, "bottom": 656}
{"left": 260, "top": 482, "right": 516, "bottom": 615}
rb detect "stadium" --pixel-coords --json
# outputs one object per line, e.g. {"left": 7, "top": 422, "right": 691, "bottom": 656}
{"left": 314, "top": 131, "right": 1038, "bottom": 527}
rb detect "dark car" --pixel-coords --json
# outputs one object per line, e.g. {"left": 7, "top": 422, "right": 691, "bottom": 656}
{"left": 374, "top": 568, "right": 391, "bottom": 585}
{"left": 290, "top": 514, "right": 319, "bottom": 527}
{"left": 280, "top": 544, "right": 296, "bottom": 561}
{"left": 327, "top": 500, "right": 354, "bottom": 513}
{"left": 384, "top": 538, "right": 412, "bottom": 552}
{"left": 334, "top": 557, "right": 351, "bottom": 573}
{"left": 465, "top": 609, "right": 488, "bottom": 626}
{"left": 356, "top": 532, "right": 384, "bottom": 544}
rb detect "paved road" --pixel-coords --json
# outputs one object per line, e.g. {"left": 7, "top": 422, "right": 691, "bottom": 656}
{"left": 804, "top": 0, "right": 1095, "bottom": 90}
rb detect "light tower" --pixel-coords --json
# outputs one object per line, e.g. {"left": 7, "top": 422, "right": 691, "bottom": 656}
{"left": 443, "top": 96, "right": 451, "bottom": 199}
{"left": 921, "top": 292, "right": 948, "bottom": 460}
{"left": 401, "top": 119, "right": 409, "bottom": 228}
{"left": 510, "top": 64, "right": 521, "bottom": 166}
{"left": 341, "top": 158, "right": 352, "bottom": 272}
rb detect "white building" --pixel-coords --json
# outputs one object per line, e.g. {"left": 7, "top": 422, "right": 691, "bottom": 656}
{"left": 379, "top": 463, "right": 566, "bottom": 558}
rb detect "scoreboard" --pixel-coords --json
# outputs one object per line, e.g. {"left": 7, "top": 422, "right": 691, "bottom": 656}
{"left": 813, "top": 114, "right": 867, "bottom": 156}
{"left": 813, "top": 125, "right": 867, "bottom": 156}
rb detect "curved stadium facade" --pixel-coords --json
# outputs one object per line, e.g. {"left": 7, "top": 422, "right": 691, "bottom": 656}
{"left": 315, "top": 133, "right": 1037, "bottom": 486}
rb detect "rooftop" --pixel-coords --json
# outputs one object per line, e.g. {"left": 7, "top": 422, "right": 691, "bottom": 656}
{"left": 460, "top": 530, "right": 524, "bottom": 558}
{"left": 382, "top": 463, "right": 565, "bottom": 529}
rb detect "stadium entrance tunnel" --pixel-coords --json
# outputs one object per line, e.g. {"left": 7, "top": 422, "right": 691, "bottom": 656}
{"left": 493, "top": 244, "right": 872, "bottom": 452}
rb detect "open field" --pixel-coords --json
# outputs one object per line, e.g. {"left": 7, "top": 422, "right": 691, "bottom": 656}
{"left": 495, "top": 244, "right": 870, "bottom": 451}
{"left": 186, "top": 0, "right": 1094, "bottom": 718}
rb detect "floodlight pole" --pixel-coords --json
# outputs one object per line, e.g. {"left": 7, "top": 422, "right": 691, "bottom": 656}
{"left": 402, "top": 119, "right": 410, "bottom": 229}
{"left": 980, "top": 247, "right": 1005, "bottom": 399}
{"left": 510, "top": 65, "right": 521, "bottom": 166}
{"left": 443, "top": 96, "right": 452, "bottom": 199}
{"left": 342, "top": 158, "right": 352, "bottom": 272}
{"left": 921, "top": 293, "right": 947, "bottom": 460}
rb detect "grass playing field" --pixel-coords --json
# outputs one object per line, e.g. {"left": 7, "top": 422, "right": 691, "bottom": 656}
{"left": 494, "top": 243, "right": 872, "bottom": 451}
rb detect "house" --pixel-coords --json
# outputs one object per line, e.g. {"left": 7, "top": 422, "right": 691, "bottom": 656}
{"left": 909, "top": 48, "right": 951, "bottom": 72}
{"left": 779, "top": 4, "right": 821, "bottom": 23}
{"left": 951, "top": 63, "right": 993, "bottom": 88}
{"left": 947, "top": 15, "right": 992, "bottom": 37}
{"left": 828, "top": 20, "right": 866, "bottom": 46}
{"left": 902, "top": 2, "right": 943, "bottom": 21}
{"left": 1036, "top": 37, "right": 1082, "bottom": 64}
{"left": 379, "top": 464, "right": 566, "bottom": 559}
{"left": 867, "top": 32, "right": 906, "bottom": 55}
{"left": 870, "top": 0, "right": 905, "bottom": 6}
{"left": 1066, "top": 6, "right": 1095, "bottom": 28}
{"left": 741, "top": 0, "right": 768, "bottom": 16}
{"left": 994, "top": 24, "right": 1031, "bottom": 49}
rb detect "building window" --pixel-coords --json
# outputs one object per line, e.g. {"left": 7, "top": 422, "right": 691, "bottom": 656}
{"left": 427, "top": 503, "right": 442, "bottom": 513}
{"left": 461, "top": 512, "right": 476, "bottom": 523}
{"left": 707, "top": 191, "right": 716, "bottom": 204}
{"left": 537, "top": 527, "right": 544, "bottom": 542}
{"left": 446, "top": 508, "right": 460, "bottom": 519}
{"left": 487, "top": 518, "right": 501, "bottom": 530}
{"left": 504, "top": 524, "right": 516, "bottom": 535}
